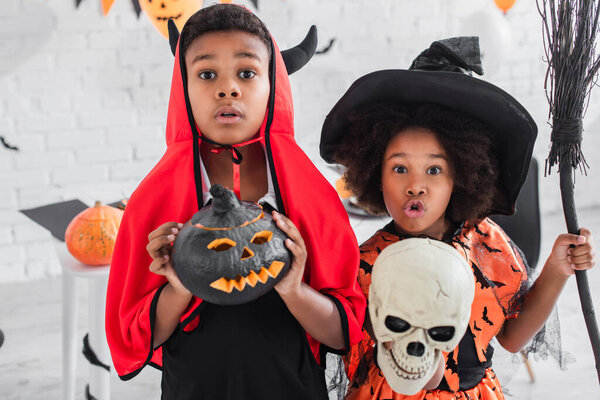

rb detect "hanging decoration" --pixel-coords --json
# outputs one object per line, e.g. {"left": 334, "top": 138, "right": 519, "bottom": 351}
{"left": 75, "top": 0, "right": 141, "bottom": 17}
{"left": 494, "top": 0, "right": 517, "bottom": 14}
{"left": 131, "top": 0, "right": 141, "bottom": 17}
{"left": 101, "top": 0, "right": 115, "bottom": 15}
{"left": 138, "top": 0, "right": 204, "bottom": 39}
{"left": 75, "top": 0, "right": 257, "bottom": 20}
{"left": 76, "top": 0, "right": 260, "bottom": 39}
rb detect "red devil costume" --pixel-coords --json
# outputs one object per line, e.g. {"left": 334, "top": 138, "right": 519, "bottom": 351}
{"left": 106, "top": 6, "right": 365, "bottom": 399}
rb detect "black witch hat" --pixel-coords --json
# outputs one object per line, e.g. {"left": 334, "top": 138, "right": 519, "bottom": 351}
{"left": 320, "top": 37, "right": 538, "bottom": 216}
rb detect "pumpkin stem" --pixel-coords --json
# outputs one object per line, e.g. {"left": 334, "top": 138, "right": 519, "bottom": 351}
{"left": 210, "top": 184, "right": 241, "bottom": 214}
{"left": 94, "top": 201, "right": 102, "bottom": 207}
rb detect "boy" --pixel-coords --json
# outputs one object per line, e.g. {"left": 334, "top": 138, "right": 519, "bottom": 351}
{"left": 106, "top": 5, "right": 366, "bottom": 399}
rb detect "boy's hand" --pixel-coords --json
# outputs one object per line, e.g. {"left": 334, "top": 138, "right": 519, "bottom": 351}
{"left": 147, "top": 222, "right": 191, "bottom": 296}
{"left": 272, "top": 211, "right": 307, "bottom": 298}
{"left": 546, "top": 227, "right": 596, "bottom": 278}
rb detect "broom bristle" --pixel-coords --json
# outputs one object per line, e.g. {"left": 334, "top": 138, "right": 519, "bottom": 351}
{"left": 538, "top": 0, "right": 600, "bottom": 178}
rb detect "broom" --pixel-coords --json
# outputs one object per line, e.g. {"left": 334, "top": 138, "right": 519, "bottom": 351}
{"left": 537, "top": 0, "right": 600, "bottom": 385}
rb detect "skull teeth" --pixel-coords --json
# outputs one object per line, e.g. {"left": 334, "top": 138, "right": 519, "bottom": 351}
{"left": 384, "top": 346, "right": 433, "bottom": 381}
{"left": 209, "top": 261, "right": 285, "bottom": 293}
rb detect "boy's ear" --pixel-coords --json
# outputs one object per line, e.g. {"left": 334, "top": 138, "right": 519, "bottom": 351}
{"left": 168, "top": 19, "right": 180, "bottom": 57}
{"left": 281, "top": 25, "right": 318, "bottom": 75}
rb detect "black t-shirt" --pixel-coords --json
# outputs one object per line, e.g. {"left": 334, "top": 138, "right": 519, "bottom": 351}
{"left": 160, "top": 290, "right": 329, "bottom": 400}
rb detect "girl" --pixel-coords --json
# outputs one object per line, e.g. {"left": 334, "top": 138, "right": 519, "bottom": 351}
{"left": 106, "top": 5, "right": 365, "bottom": 399}
{"left": 319, "top": 37, "right": 595, "bottom": 399}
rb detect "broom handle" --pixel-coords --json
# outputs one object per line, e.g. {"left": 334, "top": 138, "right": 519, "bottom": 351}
{"left": 560, "top": 166, "right": 600, "bottom": 385}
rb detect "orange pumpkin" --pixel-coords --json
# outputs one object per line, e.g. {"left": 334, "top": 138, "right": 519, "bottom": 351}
{"left": 65, "top": 201, "right": 124, "bottom": 266}
{"left": 139, "top": 0, "right": 204, "bottom": 39}
{"left": 335, "top": 177, "right": 353, "bottom": 199}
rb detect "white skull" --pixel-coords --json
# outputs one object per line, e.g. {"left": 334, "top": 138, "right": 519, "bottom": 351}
{"left": 369, "top": 238, "right": 475, "bottom": 395}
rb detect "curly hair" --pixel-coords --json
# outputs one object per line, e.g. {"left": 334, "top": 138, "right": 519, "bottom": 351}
{"left": 181, "top": 4, "right": 272, "bottom": 59}
{"left": 334, "top": 102, "right": 503, "bottom": 222}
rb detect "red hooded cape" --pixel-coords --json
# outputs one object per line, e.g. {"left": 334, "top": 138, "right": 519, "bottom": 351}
{"left": 105, "top": 20, "right": 366, "bottom": 379}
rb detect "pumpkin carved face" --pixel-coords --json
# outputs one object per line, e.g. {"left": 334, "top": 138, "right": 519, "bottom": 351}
{"left": 139, "top": 0, "right": 203, "bottom": 39}
{"left": 172, "top": 185, "right": 291, "bottom": 305}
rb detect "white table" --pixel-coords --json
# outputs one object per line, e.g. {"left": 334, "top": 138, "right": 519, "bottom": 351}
{"left": 53, "top": 240, "right": 111, "bottom": 400}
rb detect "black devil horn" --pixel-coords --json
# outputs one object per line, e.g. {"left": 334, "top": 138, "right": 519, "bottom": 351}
{"left": 210, "top": 184, "right": 241, "bottom": 214}
{"left": 281, "top": 25, "right": 318, "bottom": 75}
{"left": 168, "top": 19, "right": 180, "bottom": 57}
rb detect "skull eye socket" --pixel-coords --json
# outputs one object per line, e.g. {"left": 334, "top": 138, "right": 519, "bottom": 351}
{"left": 207, "top": 238, "right": 236, "bottom": 252}
{"left": 427, "top": 326, "right": 455, "bottom": 342}
{"left": 251, "top": 230, "right": 273, "bottom": 245}
{"left": 384, "top": 316, "right": 410, "bottom": 333}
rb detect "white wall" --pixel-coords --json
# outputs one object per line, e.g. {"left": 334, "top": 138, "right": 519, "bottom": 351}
{"left": 1, "top": 0, "right": 599, "bottom": 282}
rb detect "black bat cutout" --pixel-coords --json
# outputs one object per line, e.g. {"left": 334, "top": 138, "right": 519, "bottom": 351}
{"left": 482, "top": 306, "right": 494, "bottom": 326}
{"left": 446, "top": 350, "right": 459, "bottom": 375}
{"left": 481, "top": 242, "right": 502, "bottom": 253}
{"left": 359, "top": 259, "right": 373, "bottom": 274}
{"left": 0, "top": 136, "right": 19, "bottom": 151}
{"left": 472, "top": 262, "right": 491, "bottom": 290}
{"left": 474, "top": 224, "right": 489, "bottom": 237}
{"left": 316, "top": 38, "right": 335, "bottom": 54}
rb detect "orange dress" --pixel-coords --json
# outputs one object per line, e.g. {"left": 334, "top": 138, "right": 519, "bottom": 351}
{"left": 344, "top": 218, "right": 528, "bottom": 400}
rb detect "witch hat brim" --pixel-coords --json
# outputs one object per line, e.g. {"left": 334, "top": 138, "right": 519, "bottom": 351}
{"left": 320, "top": 39, "right": 537, "bottom": 216}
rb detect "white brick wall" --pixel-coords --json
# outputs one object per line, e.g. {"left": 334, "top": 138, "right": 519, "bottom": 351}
{"left": 1, "top": 0, "right": 599, "bottom": 283}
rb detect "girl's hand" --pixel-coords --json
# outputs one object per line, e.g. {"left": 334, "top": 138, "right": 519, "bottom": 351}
{"left": 546, "top": 227, "right": 596, "bottom": 278}
{"left": 146, "top": 221, "right": 191, "bottom": 296}
{"left": 272, "top": 211, "right": 307, "bottom": 298}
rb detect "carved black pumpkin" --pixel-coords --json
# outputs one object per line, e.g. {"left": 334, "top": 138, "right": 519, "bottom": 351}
{"left": 172, "top": 184, "right": 292, "bottom": 305}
